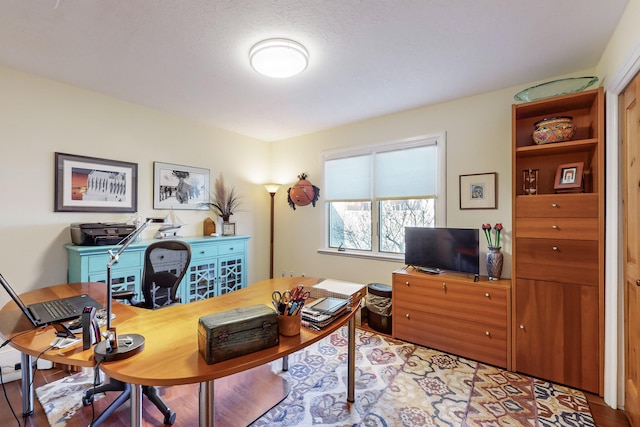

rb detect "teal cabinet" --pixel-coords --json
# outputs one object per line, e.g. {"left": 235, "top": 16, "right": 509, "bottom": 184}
{"left": 65, "top": 235, "right": 250, "bottom": 302}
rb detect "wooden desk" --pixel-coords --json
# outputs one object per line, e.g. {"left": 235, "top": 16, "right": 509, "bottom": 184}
{"left": 0, "top": 277, "right": 359, "bottom": 427}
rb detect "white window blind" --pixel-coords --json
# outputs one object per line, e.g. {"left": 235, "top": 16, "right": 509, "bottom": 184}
{"left": 324, "top": 137, "right": 438, "bottom": 200}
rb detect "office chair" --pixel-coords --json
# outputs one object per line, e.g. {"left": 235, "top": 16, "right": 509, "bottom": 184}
{"left": 83, "top": 240, "right": 192, "bottom": 426}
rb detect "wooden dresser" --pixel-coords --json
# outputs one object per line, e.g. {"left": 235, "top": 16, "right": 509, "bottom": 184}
{"left": 512, "top": 88, "right": 604, "bottom": 394}
{"left": 392, "top": 268, "right": 511, "bottom": 369}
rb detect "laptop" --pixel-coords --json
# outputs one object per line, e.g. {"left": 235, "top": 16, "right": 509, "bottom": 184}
{"left": 0, "top": 273, "right": 103, "bottom": 327}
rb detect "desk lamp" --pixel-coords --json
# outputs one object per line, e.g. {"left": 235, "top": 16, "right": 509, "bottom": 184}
{"left": 93, "top": 220, "right": 149, "bottom": 362}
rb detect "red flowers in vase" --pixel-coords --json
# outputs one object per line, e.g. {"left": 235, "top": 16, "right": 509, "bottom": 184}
{"left": 482, "top": 223, "right": 503, "bottom": 248}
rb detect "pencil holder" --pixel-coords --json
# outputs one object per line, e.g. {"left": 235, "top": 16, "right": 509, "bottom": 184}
{"left": 278, "top": 314, "right": 301, "bottom": 336}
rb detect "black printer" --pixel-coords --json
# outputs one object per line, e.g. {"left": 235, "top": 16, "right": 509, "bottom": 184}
{"left": 70, "top": 223, "right": 137, "bottom": 246}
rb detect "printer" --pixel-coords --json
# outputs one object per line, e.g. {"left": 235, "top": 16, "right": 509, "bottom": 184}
{"left": 70, "top": 223, "right": 137, "bottom": 246}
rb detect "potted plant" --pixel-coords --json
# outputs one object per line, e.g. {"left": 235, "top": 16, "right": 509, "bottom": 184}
{"left": 205, "top": 174, "right": 241, "bottom": 235}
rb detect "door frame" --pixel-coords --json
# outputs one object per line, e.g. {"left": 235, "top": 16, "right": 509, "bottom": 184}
{"left": 604, "top": 41, "right": 640, "bottom": 409}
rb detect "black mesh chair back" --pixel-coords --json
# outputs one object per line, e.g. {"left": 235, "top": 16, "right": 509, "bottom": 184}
{"left": 141, "top": 241, "right": 191, "bottom": 309}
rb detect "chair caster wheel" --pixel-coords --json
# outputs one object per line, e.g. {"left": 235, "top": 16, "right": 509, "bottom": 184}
{"left": 164, "top": 411, "right": 176, "bottom": 425}
{"left": 82, "top": 395, "right": 93, "bottom": 406}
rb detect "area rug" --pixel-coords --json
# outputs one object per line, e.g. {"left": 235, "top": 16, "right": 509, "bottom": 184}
{"left": 36, "top": 328, "right": 595, "bottom": 427}
{"left": 35, "top": 370, "right": 100, "bottom": 427}
{"left": 252, "top": 328, "right": 595, "bottom": 426}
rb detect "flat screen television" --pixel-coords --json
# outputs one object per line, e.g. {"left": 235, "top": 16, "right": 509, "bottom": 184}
{"left": 404, "top": 227, "right": 479, "bottom": 276}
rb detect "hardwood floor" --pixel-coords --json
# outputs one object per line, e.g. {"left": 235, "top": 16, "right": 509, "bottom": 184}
{"left": 0, "top": 328, "right": 632, "bottom": 427}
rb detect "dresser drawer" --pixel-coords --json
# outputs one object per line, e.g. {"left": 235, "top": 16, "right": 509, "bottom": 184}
{"left": 394, "top": 305, "right": 508, "bottom": 368}
{"left": 515, "top": 238, "right": 598, "bottom": 286}
{"left": 393, "top": 279, "right": 507, "bottom": 328}
{"left": 88, "top": 251, "right": 142, "bottom": 273}
{"left": 516, "top": 194, "right": 598, "bottom": 218}
{"left": 190, "top": 244, "right": 219, "bottom": 260}
{"left": 218, "top": 242, "right": 244, "bottom": 255}
{"left": 516, "top": 217, "right": 598, "bottom": 240}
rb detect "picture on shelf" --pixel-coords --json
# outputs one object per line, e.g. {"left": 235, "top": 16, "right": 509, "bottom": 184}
{"left": 554, "top": 162, "right": 584, "bottom": 193}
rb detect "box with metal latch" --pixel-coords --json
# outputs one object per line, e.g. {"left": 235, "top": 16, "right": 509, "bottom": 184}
{"left": 197, "top": 304, "right": 279, "bottom": 364}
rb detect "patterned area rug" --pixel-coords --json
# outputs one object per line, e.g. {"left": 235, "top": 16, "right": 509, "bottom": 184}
{"left": 35, "top": 370, "right": 100, "bottom": 427}
{"left": 252, "top": 328, "right": 595, "bottom": 426}
{"left": 36, "top": 328, "right": 594, "bottom": 426}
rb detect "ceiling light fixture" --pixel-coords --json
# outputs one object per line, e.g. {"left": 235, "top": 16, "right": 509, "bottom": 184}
{"left": 249, "top": 38, "right": 309, "bottom": 78}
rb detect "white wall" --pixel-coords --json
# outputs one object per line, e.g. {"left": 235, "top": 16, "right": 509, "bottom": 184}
{"left": 0, "top": 66, "right": 272, "bottom": 307}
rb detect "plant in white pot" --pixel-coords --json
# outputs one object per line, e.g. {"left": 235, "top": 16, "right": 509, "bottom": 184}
{"left": 205, "top": 174, "right": 241, "bottom": 235}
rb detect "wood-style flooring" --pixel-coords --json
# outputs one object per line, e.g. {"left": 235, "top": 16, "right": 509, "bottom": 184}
{"left": 0, "top": 325, "right": 632, "bottom": 427}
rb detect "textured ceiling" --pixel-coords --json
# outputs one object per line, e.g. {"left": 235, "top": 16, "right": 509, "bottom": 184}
{"left": 0, "top": 0, "right": 629, "bottom": 141}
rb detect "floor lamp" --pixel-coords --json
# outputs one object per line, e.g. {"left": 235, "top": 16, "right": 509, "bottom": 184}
{"left": 264, "top": 184, "right": 281, "bottom": 279}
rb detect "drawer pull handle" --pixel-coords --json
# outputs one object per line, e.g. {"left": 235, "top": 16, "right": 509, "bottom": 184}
{"left": 405, "top": 281, "right": 410, "bottom": 286}
{"left": 552, "top": 225, "right": 558, "bottom": 229}
{"left": 552, "top": 246, "right": 559, "bottom": 251}
{"left": 551, "top": 203, "right": 558, "bottom": 208}
{"left": 200, "top": 251, "right": 205, "bottom": 255}
{"left": 442, "top": 283, "right": 446, "bottom": 290}
{"left": 519, "top": 324, "right": 525, "bottom": 329}
{"left": 228, "top": 247, "right": 234, "bottom": 251}
{"left": 405, "top": 313, "right": 410, "bottom": 319}
{"left": 485, "top": 292, "right": 490, "bottom": 298}
{"left": 637, "top": 279, "right": 640, "bottom": 287}
{"left": 485, "top": 331, "right": 490, "bottom": 336}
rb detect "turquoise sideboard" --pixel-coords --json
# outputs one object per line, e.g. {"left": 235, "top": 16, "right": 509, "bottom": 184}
{"left": 65, "top": 235, "right": 250, "bottom": 303}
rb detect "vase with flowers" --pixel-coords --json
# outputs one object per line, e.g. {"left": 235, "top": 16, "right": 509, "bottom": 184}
{"left": 482, "top": 223, "right": 503, "bottom": 280}
{"left": 205, "top": 173, "right": 241, "bottom": 235}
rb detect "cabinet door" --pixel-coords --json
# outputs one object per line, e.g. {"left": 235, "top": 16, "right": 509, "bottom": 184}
{"left": 185, "top": 258, "right": 218, "bottom": 302}
{"left": 89, "top": 268, "right": 142, "bottom": 300}
{"left": 515, "top": 278, "right": 599, "bottom": 393}
{"left": 218, "top": 254, "right": 245, "bottom": 295}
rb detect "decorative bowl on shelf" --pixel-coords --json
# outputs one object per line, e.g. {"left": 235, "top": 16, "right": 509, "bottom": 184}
{"left": 514, "top": 76, "right": 598, "bottom": 102}
{"left": 532, "top": 116, "right": 575, "bottom": 145}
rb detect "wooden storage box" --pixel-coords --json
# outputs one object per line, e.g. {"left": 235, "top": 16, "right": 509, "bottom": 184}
{"left": 198, "top": 304, "right": 279, "bottom": 364}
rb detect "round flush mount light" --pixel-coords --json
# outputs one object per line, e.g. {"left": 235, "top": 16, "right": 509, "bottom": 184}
{"left": 249, "top": 38, "right": 309, "bottom": 78}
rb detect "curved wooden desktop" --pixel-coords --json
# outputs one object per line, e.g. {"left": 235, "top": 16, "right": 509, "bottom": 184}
{"left": 0, "top": 277, "right": 358, "bottom": 427}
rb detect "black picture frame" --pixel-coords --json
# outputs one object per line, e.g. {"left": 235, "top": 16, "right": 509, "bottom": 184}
{"left": 459, "top": 172, "right": 497, "bottom": 210}
{"left": 54, "top": 152, "right": 138, "bottom": 213}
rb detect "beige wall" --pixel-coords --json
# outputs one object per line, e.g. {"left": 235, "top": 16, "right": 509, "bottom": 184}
{"left": 270, "top": 71, "right": 596, "bottom": 286}
{"left": 0, "top": 63, "right": 600, "bottom": 308}
{"left": 0, "top": 66, "right": 271, "bottom": 307}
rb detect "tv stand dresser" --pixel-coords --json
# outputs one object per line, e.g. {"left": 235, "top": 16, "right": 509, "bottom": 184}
{"left": 392, "top": 268, "right": 511, "bottom": 369}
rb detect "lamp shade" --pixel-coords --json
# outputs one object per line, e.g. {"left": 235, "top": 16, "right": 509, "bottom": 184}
{"left": 264, "top": 183, "right": 281, "bottom": 194}
{"left": 250, "top": 39, "right": 308, "bottom": 78}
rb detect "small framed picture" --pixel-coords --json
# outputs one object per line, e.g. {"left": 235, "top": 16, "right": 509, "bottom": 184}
{"left": 554, "top": 162, "right": 584, "bottom": 192}
{"left": 459, "top": 172, "right": 497, "bottom": 210}
{"left": 222, "top": 222, "right": 236, "bottom": 236}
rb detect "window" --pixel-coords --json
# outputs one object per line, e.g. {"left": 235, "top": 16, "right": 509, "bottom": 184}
{"left": 323, "top": 133, "right": 446, "bottom": 257}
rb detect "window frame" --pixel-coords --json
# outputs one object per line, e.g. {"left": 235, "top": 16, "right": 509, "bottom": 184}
{"left": 320, "top": 132, "right": 447, "bottom": 260}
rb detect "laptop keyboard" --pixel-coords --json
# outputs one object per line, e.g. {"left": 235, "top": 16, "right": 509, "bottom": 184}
{"left": 42, "top": 299, "right": 77, "bottom": 319}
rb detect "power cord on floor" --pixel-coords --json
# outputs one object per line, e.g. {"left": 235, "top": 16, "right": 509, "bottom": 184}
{"left": 1, "top": 331, "right": 39, "bottom": 427}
